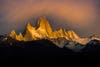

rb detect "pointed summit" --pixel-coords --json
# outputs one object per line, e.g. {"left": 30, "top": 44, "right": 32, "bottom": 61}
{"left": 58, "top": 28, "right": 66, "bottom": 37}
{"left": 10, "top": 30, "right": 24, "bottom": 41}
{"left": 26, "top": 22, "right": 35, "bottom": 30}
{"left": 69, "top": 30, "right": 80, "bottom": 39}
{"left": 24, "top": 22, "right": 41, "bottom": 41}
{"left": 65, "top": 30, "right": 80, "bottom": 40}
{"left": 16, "top": 33, "right": 23, "bottom": 41}
{"left": 10, "top": 30, "right": 17, "bottom": 39}
{"left": 37, "top": 16, "right": 47, "bottom": 29}
{"left": 26, "top": 22, "right": 31, "bottom": 27}
{"left": 37, "top": 16, "right": 53, "bottom": 38}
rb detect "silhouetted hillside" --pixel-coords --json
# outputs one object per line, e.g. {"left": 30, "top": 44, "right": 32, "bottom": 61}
{"left": 0, "top": 35, "right": 100, "bottom": 67}
{"left": 0, "top": 38, "right": 75, "bottom": 57}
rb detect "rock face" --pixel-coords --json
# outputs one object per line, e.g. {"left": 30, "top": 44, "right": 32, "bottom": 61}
{"left": 24, "top": 22, "right": 40, "bottom": 41}
{"left": 10, "top": 16, "right": 100, "bottom": 50}
{"left": 37, "top": 16, "right": 53, "bottom": 38}
{"left": 10, "top": 30, "right": 17, "bottom": 39}
{"left": 16, "top": 33, "right": 23, "bottom": 41}
{"left": 10, "top": 30, "right": 23, "bottom": 41}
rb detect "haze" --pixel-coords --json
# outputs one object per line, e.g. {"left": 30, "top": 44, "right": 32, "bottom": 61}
{"left": 0, "top": 0, "right": 100, "bottom": 37}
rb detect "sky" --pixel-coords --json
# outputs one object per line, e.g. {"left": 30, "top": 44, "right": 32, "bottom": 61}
{"left": 0, "top": 0, "right": 100, "bottom": 37}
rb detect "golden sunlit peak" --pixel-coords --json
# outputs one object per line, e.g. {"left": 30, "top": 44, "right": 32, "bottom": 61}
{"left": 9, "top": 17, "right": 100, "bottom": 48}
{"left": 26, "top": 22, "right": 31, "bottom": 27}
{"left": 37, "top": 16, "right": 48, "bottom": 26}
{"left": 58, "top": 28, "right": 65, "bottom": 32}
{"left": 10, "top": 30, "right": 17, "bottom": 39}
{"left": 26, "top": 22, "right": 36, "bottom": 30}
{"left": 16, "top": 32, "right": 23, "bottom": 41}
{"left": 10, "top": 17, "right": 80, "bottom": 42}
{"left": 39, "top": 16, "right": 47, "bottom": 21}
{"left": 10, "top": 30, "right": 24, "bottom": 41}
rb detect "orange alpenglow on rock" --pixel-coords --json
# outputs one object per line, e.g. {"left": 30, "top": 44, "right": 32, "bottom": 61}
{"left": 16, "top": 33, "right": 23, "bottom": 41}
{"left": 24, "top": 22, "right": 38, "bottom": 41}
{"left": 9, "top": 16, "right": 100, "bottom": 48}
{"left": 37, "top": 16, "right": 53, "bottom": 38}
{"left": 10, "top": 30, "right": 23, "bottom": 41}
{"left": 10, "top": 30, "right": 17, "bottom": 39}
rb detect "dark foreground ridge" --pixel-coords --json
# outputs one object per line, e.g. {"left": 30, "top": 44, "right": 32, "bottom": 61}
{"left": 0, "top": 35, "right": 100, "bottom": 66}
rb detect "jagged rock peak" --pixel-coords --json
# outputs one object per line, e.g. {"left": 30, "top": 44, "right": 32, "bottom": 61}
{"left": 26, "top": 22, "right": 35, "bottom": 30}
{"left": 38, "top": 16, "right": 47, "bottom": 22}
{"left": 37, "top": 16, "right": 50, "bottom": 29}
{"left": 26, "top": 22, "right": 31, "bottom": 26}
{"left": 10, "top": 30, "right": 17, "bottom": 39}
{"left": 36, "top": 16, "right": 53, "bottom": 38}
{"left": 10, "top": 30, "right": 24, "bottom": 41}
{"left": 16, "top": 32, "right": 23, "bottom": 41}
{"left": 66, "top": 30, "right": 80, "bottom": 40}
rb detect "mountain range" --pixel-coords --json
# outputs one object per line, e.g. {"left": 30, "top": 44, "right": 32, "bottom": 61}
{"left": 9, "top": 16, "right": 100, "bottom": 52}
{"left": 0, "top": 16, "right": 100, "bottom": 66}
